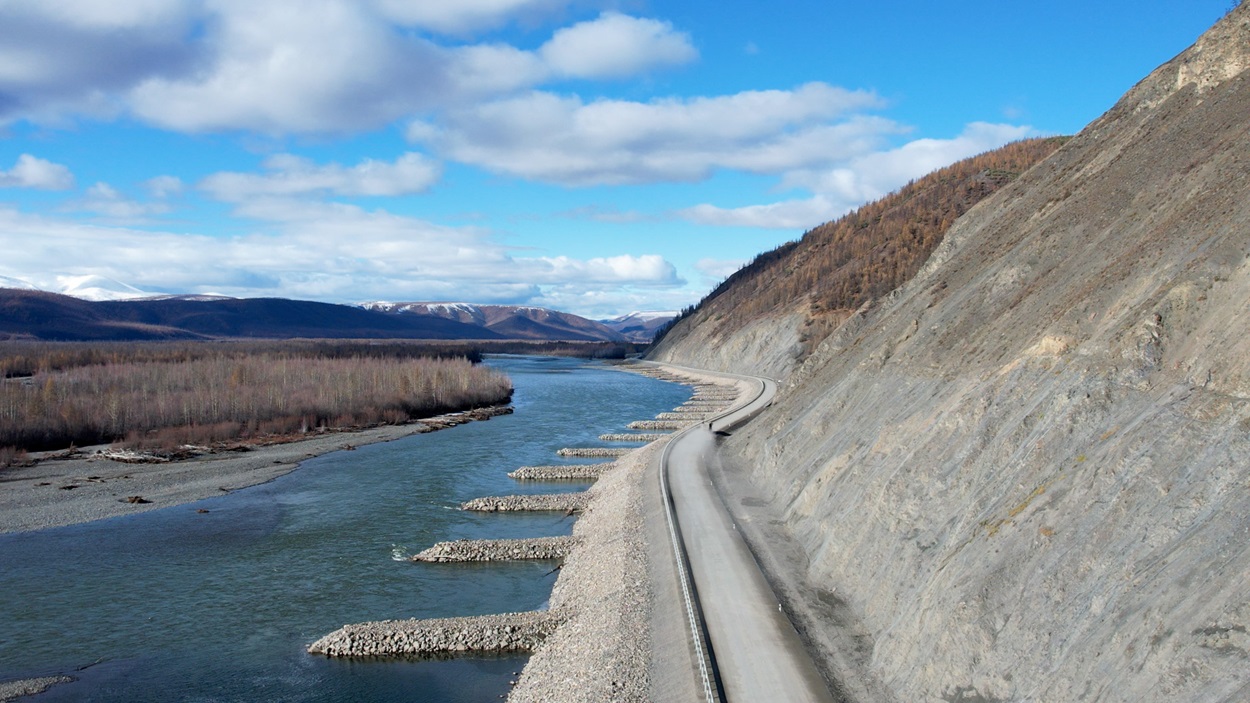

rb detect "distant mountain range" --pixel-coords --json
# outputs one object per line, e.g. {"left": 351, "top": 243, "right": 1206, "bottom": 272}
{"left": 0, "top": 288, "right": 675, "bottom": 343}
{"left": 362, "top": 301, "right": 625, "bottom": 342}
{"left": 598, "top": 311, "right": 678, "bottom": 343}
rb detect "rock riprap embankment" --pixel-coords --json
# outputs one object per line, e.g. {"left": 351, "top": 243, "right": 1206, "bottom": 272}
{"left": 308, "top": 611, "right": 563, "bottom": 658}
{"left": 460, "top": 493, "right": 588, "bottom": 512}
{"left": 411, "top": 536, "right": 577, "bottom": 562}
{"left": 556, "top": 447, "right": 631, "bottom": 458}
{"left": 508, "top": 464, "right": 615, "bottom": 481}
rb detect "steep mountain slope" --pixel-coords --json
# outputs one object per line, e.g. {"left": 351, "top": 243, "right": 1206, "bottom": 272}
{"left": 649, "top": 138, "right": 1065, "bottom": 379}
{"left": 361, "top": 302, "right": 627, "bottom": 342}
{"left": 655, "top": 6, "right": 1250, "bottom": 703}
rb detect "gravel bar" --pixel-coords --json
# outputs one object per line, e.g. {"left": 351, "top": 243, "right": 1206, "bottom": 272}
{"left": 508, "top": 464, "right": 615, "bottom": 481}
{"left": 556, "top": 447, "right": 632, "bottom": 458}
{"left": 411, "top": 536, "right": 578, "bottom": 562}
{"left": 598, "top": 433, "right": 668, "bottom": 442}
{"left": 308, "top": 611, "right": 564, "bottom": 658}
{"left": 460, "top": 493, "right": 588, "bottom": 512}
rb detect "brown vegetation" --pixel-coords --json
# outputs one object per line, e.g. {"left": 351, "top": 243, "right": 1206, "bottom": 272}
{"left": 0, "top": 341, "right": 513, "bottom": 457}
{"left": 653, "top": 138, "right": 1067, "bottom": 354}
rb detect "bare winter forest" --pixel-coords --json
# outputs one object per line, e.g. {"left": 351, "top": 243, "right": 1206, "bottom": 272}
{"left": 0, "top": 341, "right": 513, "bottom": 465}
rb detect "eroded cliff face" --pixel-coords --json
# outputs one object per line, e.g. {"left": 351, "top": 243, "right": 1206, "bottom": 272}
{"left": 649, "top": 307, "right": 809, "bottom": 380}
{"left": 660, "top": 6, "right": 1250, "bottom": 702}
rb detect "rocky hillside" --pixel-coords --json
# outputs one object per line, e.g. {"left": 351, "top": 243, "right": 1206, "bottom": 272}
{"left": 655, "top": 5, "right": 1250, "bottom": 703}
{"left": 648, "top": 138, "right": 1065, "bottom": 380}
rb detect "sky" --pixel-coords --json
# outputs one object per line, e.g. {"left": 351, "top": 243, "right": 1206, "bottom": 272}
{"left": 0, "top": 0, "right": 1234, "bottom": 318}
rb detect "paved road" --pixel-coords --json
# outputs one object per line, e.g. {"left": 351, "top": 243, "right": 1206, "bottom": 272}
{"left": 658, "top": 368, "right": 836, "bottom": 703}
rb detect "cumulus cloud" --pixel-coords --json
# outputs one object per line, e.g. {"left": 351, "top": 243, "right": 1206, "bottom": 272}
{"left": 144, "top": 175, "right": 184, "bottom": 198}
{"left": 680, "top": 122, "right": 1038, "bottom": 229}
{"left": 695, "top": 257, "right": 748, "bottom": 281}
{"left": 539, "top": 12, "right": 697, "bottom": 79}
{"left": 0, "top": 154, "right": 75, "bottom": 190}
{"left": 0, "top": 1, "right": 198, "bottom": 123}
{"left": 200, "top": 153, "right": 441, "bottom": 202}
{"left": 411, "top": 83, "right": 889, "bottom": 185}
{"left": 0, "top": 202, "right": 683, "bottom": 313}
{"left": 68, "top": 182, "right": 172, "bottom": 221}
{"left": 127, "top": 0, "right": 456, "bottom": 134}
{"left": 0, "top": 1, "right": 702, "bottom": 135}
{"left": 371, "top": 0, "right": 566, "bottom": 35}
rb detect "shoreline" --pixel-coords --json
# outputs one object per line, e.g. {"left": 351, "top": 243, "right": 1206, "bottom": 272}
{"left": 0, "top": 405, "right": 511, "bottom": 536}
{"left": 507, "top": 363, "right": 752, "bottom": 702}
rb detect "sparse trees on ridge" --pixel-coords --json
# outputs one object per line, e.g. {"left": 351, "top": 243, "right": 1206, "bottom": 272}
{"left": 653, "top": 138, "right": 1068, "bottom": 355}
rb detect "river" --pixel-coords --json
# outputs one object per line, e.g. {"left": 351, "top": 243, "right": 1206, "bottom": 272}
{"left": 0, "top": 356, "right": 688, "bottom": 702}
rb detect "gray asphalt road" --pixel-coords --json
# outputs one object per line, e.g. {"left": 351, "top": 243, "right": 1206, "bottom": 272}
{"left": 661, "top": 372, "right": 836, "bottom": 703}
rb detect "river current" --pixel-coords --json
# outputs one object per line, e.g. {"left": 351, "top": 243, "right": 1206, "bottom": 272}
{"left": 0, "top": 356, "right": 689, "bottom": 702}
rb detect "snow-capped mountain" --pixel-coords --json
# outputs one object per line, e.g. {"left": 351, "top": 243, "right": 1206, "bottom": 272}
{"left": 0, "top": 275, "right": 41, "bottom": 291}
{"left": 55, "top": 275, "right": 152, "bottom": 301}
{"left": 361, "top": 301, "right": 628, "bottom": 342}
{"left": 599, "top": 311, "right": 678, "bottom": 343}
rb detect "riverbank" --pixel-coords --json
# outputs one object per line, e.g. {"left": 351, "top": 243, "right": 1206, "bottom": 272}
{"left": 0, "top": 405, "right": 512, "bottom": 535}
{"left": 507, "top": 363, "right": 752, "bottom": 702}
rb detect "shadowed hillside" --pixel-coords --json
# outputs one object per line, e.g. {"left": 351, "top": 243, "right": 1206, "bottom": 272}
{"left": 654, "top": 5, "right": 1250, "bottom": 702}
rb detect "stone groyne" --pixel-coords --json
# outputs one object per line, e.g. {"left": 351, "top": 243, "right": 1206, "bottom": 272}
{"left": 411, "top": 536, "right": 578, "bottom": 563}
{"left": 653, "top": 412, "right": 705, "bottom": 421}
{"left": 308, "top": 611, "right": 563, "bottom": 658}
{"left": 626, "top": 420, "right": 689, "bottom": 431}
{"left": 507, "top": 464, "right": 615, "bottom": 481}
{"left": 599, "top": 433, "right": 668, "bottom": 443}
{"left": 460, "top": 493, "right": 588, "bottom": 513}
{"left": 556, "top": 447, "right": 631, "bottom": 458}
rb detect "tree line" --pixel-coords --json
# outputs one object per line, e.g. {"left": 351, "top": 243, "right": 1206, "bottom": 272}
{"left": 0, "top": 342, "right": 513, "bottom": 463}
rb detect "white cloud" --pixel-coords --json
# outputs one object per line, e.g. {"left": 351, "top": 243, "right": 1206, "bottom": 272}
{"left": 680, "top": 122, "right": 1038, "bottom": 229}
{"left": 127, "top": 0, "right": 452, "bottom": 134}
{"left": 201, "top": 153, "right": 441, "bottom": 202}
{"left": 0, "top": 1, "right": 703, "bottom": 135}
{"left": 411, "top": 83, "right": 889, "bottom": 185}
{"left": 680, "top": 197, "right": 839, "bottom": 230}
{"left": 69, "top": 182, "right": 172, "bottom": 220}
{"left": 539, "top": 12, "right": 697, "bottom": 79}
{"left": 0, "top": 2, "right": 197, "bottom": 124}
{"left": 144, "top": 175, "right": 184, "bottom": 198}
{"left": 695, "top": 257, "right": 748, "bottom": 280}
{"left": 0, "top": 202, "right": 683, "bottom": 314}
{"left": 0, "top": 154, "right": 75, "bottom": 190}
{"left": 371, "top": 0, "right": 566, "bottom": 35}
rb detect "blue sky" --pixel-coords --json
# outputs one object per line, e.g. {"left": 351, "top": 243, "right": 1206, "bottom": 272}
{"left": 0, "top": 0, "right": 1232, "bottom": 318}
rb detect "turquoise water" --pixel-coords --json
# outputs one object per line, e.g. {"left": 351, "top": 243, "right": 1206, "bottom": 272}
{"left": 0, "top": 356, "right": 688, "bottom": 702}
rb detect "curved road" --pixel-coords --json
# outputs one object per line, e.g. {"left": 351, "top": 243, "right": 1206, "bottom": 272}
{"left": 655, "top": 366, "right": 836, "bottom": 703}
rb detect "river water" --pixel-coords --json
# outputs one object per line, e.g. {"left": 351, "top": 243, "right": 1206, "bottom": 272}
{"left": 0, "top": 356, "right": 688, "bottom": 702}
